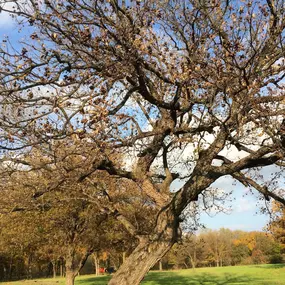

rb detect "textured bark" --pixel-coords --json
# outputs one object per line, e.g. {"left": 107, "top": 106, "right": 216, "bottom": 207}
{"left": 65, "top": 253, "right": 76, "bottom": 285}
{"left": 108, "top": 239, "right": 173, "bottom": 285}
{"left": 65, "top": 247, "right": 92, "bottom": 285}
{"left": 109, "top": 209, "right": 178, "bottom": 285}
{"left": 65, "top": 270, "right": 75, "bottom": 285}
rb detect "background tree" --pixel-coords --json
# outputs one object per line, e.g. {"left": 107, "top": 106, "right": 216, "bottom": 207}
{"left": 164, "top": 228, "right": 281, "bottom": 269}
{"left": 165, "top": 233, "right": 206, "bottom": 269}
{"left": 0, "top": 142, "right": 138, "bottom": 285}
{"left": 268, "top": 201, "right": 285, "bottom": 262}
{"left": 1, "top": 0, "right": 285, "bottom": 284}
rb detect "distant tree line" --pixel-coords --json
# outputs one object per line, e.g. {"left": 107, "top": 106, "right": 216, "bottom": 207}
{"left": 162, "top": 228, "right": 284, "bottom": 270}
{"left": 0, "top": 225, "right": 284, "bottom": 282}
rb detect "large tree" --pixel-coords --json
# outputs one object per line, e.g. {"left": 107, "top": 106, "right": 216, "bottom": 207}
{"left": 1, "top": 0, "right": 285, "bottom": 284}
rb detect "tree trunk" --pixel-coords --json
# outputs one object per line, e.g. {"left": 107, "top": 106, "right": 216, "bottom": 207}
{"left": 109, "top": 204, "right": 180, "bottom": 285}
{"left": 159, "top": 260, "right": 163, "bottom": 271}
{"left": 108, "top": 239, "right": 173, "bottom": 285}
{"left": 92, "top": 253, "right": 100, "bottom": 276}
{"left": 60, "top": 260, "right": 64, "bottom": 277}
{"left": 25, "top": 255, "right": 33, "bottom": 279}
{"left": 189, "top": 255, "right": 196, "bottom": 269}
{"left": 65, "top": 249, "right": 77, "bottom": 285}
{"left": 8, "top": 255, "right": 13, "bottom": 280}
{"left": 65, "top": 270, "right": 75, "bottom": 285}
{"left": 65, "top": 247, "right": 92, "bottom": 285}
{"left": 52, "top": 261, "right": 57, "bottom": 278}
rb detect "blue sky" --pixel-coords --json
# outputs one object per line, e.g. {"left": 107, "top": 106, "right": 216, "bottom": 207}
{"left": 200, "top": 175, "right": 269, "bottom": 232}
{"left": 0, "top": 8, "right": 273, "bottom": 233}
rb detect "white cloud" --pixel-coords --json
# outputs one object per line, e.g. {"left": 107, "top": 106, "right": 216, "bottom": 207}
{"left": 0, "top": 2, "right": 16, "bottom": 28}
{"left": 235, "top": 197, "right": 255, "bottom": 213}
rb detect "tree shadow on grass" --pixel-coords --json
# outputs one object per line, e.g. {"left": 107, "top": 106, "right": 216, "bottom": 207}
{"left": 254, "top": 264, "right": 285, "bottom": 269}
{"left": 76, "top": 275, "right": 111, "bottom": 285}
{"left": 142, "top": 271, "right": 258, "bottom": 285}
{"left": 75, "top": 269, "right": 272, "bottom": 285}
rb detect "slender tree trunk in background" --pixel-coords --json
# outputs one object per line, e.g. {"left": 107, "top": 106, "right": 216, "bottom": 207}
{"left": 25, "top": 255, "right": 33, "bottom": 279}
{"left": 159, "top": 260, "right": 163, "bottom": 271}
{"left": 3, "top": 265, "right": 6, "bottom": 281}
{"left": 93, "top": 253, "right": 100, "bottom": 276}
{"left": 189, "top": 255, "right": 196, "bottom": 269}
{"left": 194, "top": 244, "right": 197, "bottom": 268}
{"left": 8, "top": 255, "right": 13, "bottom": 280}
{"left": 215, "top": 240, "right": 219, "bottom": 267}
{"left": 60, "top": 260, "right": 63, "bottom": 277}
{"left": 52, "top": 260, "right": 57, "bottom": 278}
{"left": 189, "top": 244, "right": 197, "bottom": 269}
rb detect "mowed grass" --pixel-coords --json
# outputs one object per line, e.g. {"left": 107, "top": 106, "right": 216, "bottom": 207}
{"left": 2, "top": 264, "right": 285, "bottom": 285}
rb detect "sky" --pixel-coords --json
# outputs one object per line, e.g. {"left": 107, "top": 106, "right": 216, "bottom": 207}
{"left": 199, "top": 175, "right": 269, "bottom": 232}
{"left": 0, "top": 5, "right": 274, "bottom": 233}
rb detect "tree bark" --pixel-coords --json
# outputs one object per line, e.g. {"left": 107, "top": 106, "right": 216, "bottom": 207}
{"left": 25, "top": 255, "right": 33, "bottom": 279}
{"left": 52, "top": 260, "right": 57, "bottom": 278}
{"left": 109, "top": 172, "right": 213, "bottom": 284}
{"left": 65, "top": 269, "right": 75, "bottom": 285}
{"left": 108, "top": 239, "right": 173, "bottom": 285}
{"left": 109, "top": 208, "right": 178, "bottom": 285}
{"left": 60, "top": 259, "right": 64, "bottom": 277}
{"left": 65, "top": 252, "right": 76, "bottom": 285}
{"left": 92, "top": 252, "right": 100, "bottom": 276}
{"left": 189, "top": 255, "right": 196, "bottom": 269}
{"left": 65, "top": 247, "right": 92, "bottom": 285}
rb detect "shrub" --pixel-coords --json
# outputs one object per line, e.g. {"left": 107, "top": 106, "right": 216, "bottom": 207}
{"left": 269, "top": 255, "right": 283, "bottom": 264}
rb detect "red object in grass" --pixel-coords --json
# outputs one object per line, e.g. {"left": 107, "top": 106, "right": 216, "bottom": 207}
{"left": 99, "top": 267, "right": 106, "bottom": 274}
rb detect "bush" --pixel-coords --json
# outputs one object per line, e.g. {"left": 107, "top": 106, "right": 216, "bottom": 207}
{"left": 269, "top": 255, "right": 283, "bottom": 264}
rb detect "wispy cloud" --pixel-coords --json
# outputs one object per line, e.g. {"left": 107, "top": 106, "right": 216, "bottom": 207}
{"left": 235, "top": 197, "right": 255, "bottom": 213}
{"left": 0, "top": 2, "right": 16, "bottom": 29}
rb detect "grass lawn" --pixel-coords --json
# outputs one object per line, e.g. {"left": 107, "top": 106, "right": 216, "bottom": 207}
{"left": 1, "top": 264, "right": 285, "bottom": 285}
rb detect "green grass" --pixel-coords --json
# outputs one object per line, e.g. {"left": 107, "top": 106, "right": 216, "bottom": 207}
{"left": 2, "top": 264, "right": 285, "bottom": 285}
